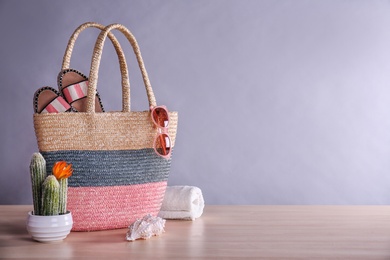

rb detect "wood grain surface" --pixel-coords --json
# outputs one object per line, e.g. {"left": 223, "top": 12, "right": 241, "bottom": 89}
{"left": 1, "top": 205, "right": 390, "bottom": 259}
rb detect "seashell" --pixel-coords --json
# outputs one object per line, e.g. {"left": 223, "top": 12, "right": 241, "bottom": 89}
{"left": 126, "top": 214, "right": 166, "bottom": 241}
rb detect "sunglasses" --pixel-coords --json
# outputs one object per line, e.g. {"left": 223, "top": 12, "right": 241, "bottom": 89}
{"left": 150, "top": 105, "right": 172, "bottom": 159}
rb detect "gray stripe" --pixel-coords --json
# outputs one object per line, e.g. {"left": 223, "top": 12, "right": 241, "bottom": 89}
{"left": 41, "top": 149, "right": 171, "bottom": 187}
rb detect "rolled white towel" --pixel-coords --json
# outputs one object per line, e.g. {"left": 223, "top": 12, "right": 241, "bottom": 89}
{"left": 158, "top": 186, "right": 205, "bottom": 220}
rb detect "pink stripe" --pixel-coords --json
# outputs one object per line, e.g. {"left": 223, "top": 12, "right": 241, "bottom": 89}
{"left": 63, "top": 88, "right": 72, "bottom": 102}
{"left": 74, "top": 84, "right": 85, "bottom": 99}
{"left": 44, "top": 104, "right": 58, "bottom": 113}
{"left": 67, "top": 182, "right": 167, "bottom": 231}
{"left": 56, "top": 96, "right": 71, "bottom": 110}
{"left": 62, "top": 81, "right": 88, "bottom": 103}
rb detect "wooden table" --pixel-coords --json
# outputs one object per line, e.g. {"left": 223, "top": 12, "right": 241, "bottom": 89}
{"left": 1, "top": 205, "right": 390, "bottom": 259}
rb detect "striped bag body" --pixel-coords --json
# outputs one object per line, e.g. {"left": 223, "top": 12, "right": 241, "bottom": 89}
{"left": 33, "top": 23, "right": 178, "bottom": 231}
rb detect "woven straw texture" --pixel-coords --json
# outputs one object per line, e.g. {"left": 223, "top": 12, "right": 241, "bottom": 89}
{"left": 42, "top": 149, "right": 171, "bottom": 187}
{"left": 67, "top": 182, "right": 167, "bottom": 231}
{"left": 34, "top": 112, "right": 178, "bottom": 151}
{"left": 33, "top": 23, "right": 178, "bottom": 231}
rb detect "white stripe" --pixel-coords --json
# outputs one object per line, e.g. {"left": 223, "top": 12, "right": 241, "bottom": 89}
{"left": 68, "top": 82, "right": 88, "bottom": 101}
{"left": 68, "top": 85, "right": 80, "bottom": 101}
{"left": 51, "top": 98, "right": 67, "bottom": 112}
{"left": 79, "top": 81, "right": 88, "bottom": 94}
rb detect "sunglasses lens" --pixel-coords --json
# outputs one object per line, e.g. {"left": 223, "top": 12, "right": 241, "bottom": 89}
{"left": 152, "top": 107, "right": 169, "bottom": 128}
{"left": 155, "top": 133, "right": 171, "bottom": 157}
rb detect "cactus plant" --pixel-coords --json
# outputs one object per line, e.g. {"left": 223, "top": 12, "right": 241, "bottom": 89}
{"left": 58, "top": 179, "right": 68, "bottom": 214}
{"left": 41, "top": 175, "right": 60, "bottom": 216}
{"left": 29, "top": 153, "right": 73, "bottom": 216}
{"left": 30, "top": 153, "right": 46, "bottom": 215}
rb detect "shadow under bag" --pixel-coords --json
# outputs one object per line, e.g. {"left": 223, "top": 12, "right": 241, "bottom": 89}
{"left": 33, "top": 23, "right": 178, "bottom": 231}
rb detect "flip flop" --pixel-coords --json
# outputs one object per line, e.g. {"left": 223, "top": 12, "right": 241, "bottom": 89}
{"left": 33, "top": 86, "right": 72, "bottom": 114}
{"left": 57, "top": 68, "right": 104, "bottom": 112}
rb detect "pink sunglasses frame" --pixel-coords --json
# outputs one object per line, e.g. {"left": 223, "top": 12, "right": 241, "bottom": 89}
{"left": 150, "top": 105, "right": 172, "bottom": 159}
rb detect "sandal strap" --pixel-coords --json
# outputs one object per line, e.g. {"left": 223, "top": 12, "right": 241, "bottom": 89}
{"left": 62, "top": 80, "right": 89, "bottom": 104}
{"left": 41, "top": 96, "right": 71, "bottom": 114}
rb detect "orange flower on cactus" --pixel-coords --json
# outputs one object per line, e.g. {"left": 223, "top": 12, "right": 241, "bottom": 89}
{"left": 52, "top": 161, "right": 73, "bottom": 180}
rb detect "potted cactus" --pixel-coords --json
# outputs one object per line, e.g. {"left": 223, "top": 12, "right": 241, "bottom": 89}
{"left": 26, "top": 153, "right": 74, "bottom": 242}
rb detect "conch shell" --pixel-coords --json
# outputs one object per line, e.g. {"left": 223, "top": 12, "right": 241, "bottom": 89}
{"left": 126, "top": 214, "right": 166, "bottom": 241}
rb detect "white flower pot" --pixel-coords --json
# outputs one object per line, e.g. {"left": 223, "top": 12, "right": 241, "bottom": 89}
{"left": 26, "top": 211, "right": 73, "bottom": 243}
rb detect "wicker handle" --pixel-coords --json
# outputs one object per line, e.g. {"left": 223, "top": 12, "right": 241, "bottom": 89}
{"left": 87, "top": 23, "right": 156, "bottom": 113}
{"left": 62, "top": 22, "right": 131, "bottom": 112}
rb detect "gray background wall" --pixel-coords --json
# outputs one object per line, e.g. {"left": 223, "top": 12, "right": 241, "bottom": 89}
{"left": 1, "top": 0, "right": 390, "bottom": 205}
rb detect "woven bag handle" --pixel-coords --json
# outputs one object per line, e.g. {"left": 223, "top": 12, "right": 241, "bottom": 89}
{"left": 87, "top": 23, "right": 156, "bottom": 113}
{"left": 62, "top": 22, "right": 131, "bottom": 112}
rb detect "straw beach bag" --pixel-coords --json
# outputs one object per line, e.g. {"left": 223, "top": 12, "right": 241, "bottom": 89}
{"left": 33, "top": 23, "right": 178, "bottom": 231}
